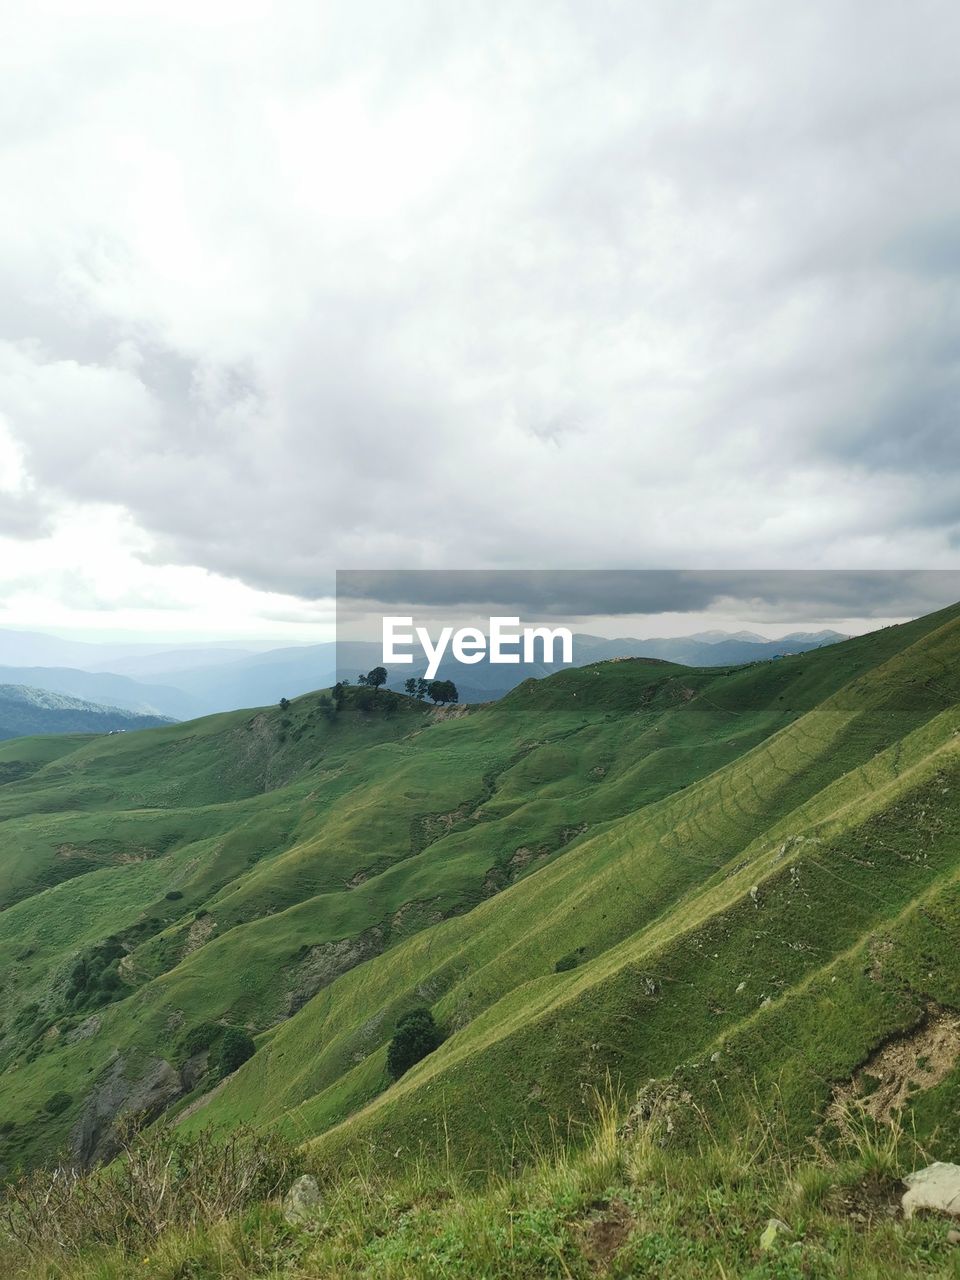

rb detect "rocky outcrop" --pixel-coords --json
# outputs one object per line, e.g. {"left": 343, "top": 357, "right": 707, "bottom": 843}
{"left": 71, "top": 1055, "right": 183, "bottom": 1168}
{"left": 285, "top": 927, "right": 385, "bottom": 1016}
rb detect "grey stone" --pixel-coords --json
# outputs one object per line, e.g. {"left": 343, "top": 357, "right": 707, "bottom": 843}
{"left": 283, "top": 1174, "right": 321, "bottom": 1225}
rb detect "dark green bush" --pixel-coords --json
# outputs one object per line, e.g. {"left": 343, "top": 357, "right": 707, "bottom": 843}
{"left": 215, "top": 1027, "right": 256, "bottom": 1078}
{"left": 42, "top": 1092, "right": 72, "bottom": 1116}
{"left": 386, "top": 1008, "right": 442, "bottom": 1080}
{"left": 174, "top": 1020, "right": 223, "bottom": 1065}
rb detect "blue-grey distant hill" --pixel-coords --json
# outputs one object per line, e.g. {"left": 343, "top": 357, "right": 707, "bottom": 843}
{"left": 0, "top": 685, "right": 175, "bottom": 741}
{"left": 0, "top": 627, "right": 847, "bottom": 717}
{"left": 0, "top": 666, "right": 202, "bottom": 720}
{"left": 337, "top": 630, "right": 848, "bottom": 704}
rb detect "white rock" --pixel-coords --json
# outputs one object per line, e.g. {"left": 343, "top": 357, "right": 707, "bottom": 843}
{"left": 902, "top": 1163, "right": 960, "bottom": 1220}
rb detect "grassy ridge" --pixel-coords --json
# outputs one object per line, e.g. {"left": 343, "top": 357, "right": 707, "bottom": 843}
{"left": 0, "top": 605, "right": 957, "bottom": 1178}
{"left": 188, "top": 607, "right": 960, "bottom": 1165}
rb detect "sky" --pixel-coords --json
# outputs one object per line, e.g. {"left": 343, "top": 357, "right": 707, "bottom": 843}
{"left": 0, "top": 1, "right": 958, "bottom": 645}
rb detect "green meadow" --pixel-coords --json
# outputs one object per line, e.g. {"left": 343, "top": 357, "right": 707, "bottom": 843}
{"left": 0, "top": 604, "right": 959, "bottom": 1275}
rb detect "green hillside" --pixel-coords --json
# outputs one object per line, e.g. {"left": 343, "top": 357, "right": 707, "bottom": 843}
{"left": 0, "top": 683, "right": 173, "bottom": 742}
{"left": 0, "top": 604, "right": 958, "bottom": 1197}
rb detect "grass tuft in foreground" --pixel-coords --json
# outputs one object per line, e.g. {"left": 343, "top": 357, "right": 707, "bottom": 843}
{"left": 3, "top": 1091, "right": 959, "bottom": 1279}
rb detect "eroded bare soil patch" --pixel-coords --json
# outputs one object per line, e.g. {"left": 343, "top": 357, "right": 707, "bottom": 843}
{"left": 827, "top": 1006, "right": 960, "bottom": 1126}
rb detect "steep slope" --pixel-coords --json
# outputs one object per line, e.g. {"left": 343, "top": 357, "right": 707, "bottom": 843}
{"left": 191, "top": 605, "right": 960, "bottom": 1166}
{"left": 0, "top": 604, "right": 956, "bottom": 1176}
{"left": 0, "top": 685, "right": 174, "bottom": 741}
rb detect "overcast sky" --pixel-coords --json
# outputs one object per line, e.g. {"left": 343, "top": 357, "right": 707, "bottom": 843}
{"left": 0, "top": 1, "right": 958, "bottom": 642}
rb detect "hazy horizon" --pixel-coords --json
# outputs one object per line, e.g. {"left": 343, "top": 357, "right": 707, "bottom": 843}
{"left": 0, "top": 610, "right": 909, "bottom": 656}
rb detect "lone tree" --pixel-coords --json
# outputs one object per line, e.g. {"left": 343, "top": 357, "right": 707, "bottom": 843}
{"left": 403, "top": 677, "right": 417, "bottom": 697}
{"left": 215, "top": 1027, "right": 256, "bottom": 1079}
{"left": 279, "top": 697, "right": 290, "bottom": 710}
{"left": 428, "top": 679, "right": 458, "bottom": 705}
{"left": 415, "top": 677, "right": 429, "bottom": 701}
{"left": 365, "top": 666, "right": 388, "bottom": 692}
{"left": 386, "top": 1008, "right": 442, "bottom": 1080}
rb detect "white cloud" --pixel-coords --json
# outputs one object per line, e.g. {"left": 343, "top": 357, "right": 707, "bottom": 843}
{"left": 0, "top": 0, "right": 958, "bottom": 637}
{"left": 0, "top": 501, "right": 333, "bottom": 642}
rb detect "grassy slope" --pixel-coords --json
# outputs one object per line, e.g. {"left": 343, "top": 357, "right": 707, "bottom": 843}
{"left": 0, "top": 604, "right": 957, "bottom": 1176}
{"left": 5, "top": 1092, "right": 959, "bottom": 1279}
{"left": 189, "top": 605, "right": 960, "bottom": 1170}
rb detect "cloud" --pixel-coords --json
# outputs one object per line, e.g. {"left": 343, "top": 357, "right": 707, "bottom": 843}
{"left": 336, "top": 569, "right": 960, "bottom": 623}
{"left": 0, "top": 0, "right": 958, "bottom": 629}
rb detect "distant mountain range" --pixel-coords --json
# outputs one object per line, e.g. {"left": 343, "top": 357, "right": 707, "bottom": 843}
{"left": 0, "top": 626, "right": 848, "bottom": 722}
{"left": 0, "top": 666, "right": 202, "bottom": 720}
{"left": 0, "top": 629, "right": 255, "bottom": 671}
{"left": 0, "top": 684, "right": 174, "bottom": 741}
{"left": 333, "top": 629, "right": 848, "bottom": 703}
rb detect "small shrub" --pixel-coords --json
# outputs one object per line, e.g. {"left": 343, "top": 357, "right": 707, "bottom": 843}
{"left": 165, "top": 890, "right": 183, "bottom": 901}
{"left": 174, "top": 1020, "right": 222, "bottom": 1066}
{"left": 215, "top": 1027, "right": 256, "bottom": 1078}
{"left": 0, "top": 1123, "right": 299, "bottom": 1261}
{"left": 355, "top": 686, "right": 376, "bottom": 712}
{"left": 42, "top": 1092, "right": 72, "bottom": 1116}
{"left": 386, "top": 1008, "right": 443, "bottom": 1080}
{"left": 554, "top": 948, "right": 584, "bottom": 972}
